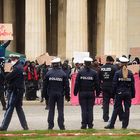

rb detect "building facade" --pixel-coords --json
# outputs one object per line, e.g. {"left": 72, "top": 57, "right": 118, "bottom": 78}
{"left": 0, "top": 0, "right": 140, "bottom": 60}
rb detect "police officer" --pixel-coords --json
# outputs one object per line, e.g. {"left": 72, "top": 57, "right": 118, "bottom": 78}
{"left": 0, "top": 54, "right": 28, "bottom": 131}
{"left": 105, "top": 56, "right": 135, "bottom": 129}
{"left": 0, "top": 57, "right": 6, "bottom": 110}
{"left": 99, "top": 56, "right": 117, "bottom": 122}
{"left": 74, "top": 57, "right": 100, "bottom": 129}
{"left": 43, "top": 57, "right": 70, "bottom": 130}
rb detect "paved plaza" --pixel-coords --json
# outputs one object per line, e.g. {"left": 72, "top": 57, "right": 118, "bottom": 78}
{"left": 0, "top": 100, "right": 140, "bottom": 131}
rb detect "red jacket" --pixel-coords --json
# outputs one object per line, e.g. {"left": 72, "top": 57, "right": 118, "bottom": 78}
{"left": 24, "top": 65, "right": 38, "bottom": 81}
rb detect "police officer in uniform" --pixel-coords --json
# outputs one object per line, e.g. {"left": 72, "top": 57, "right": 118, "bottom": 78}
{"left": 105, "top": 56, "right": 135, "bottom": 129}
{"left": 44, "top": 58, "right": 70, "bottom": 130}
{"left": 74, "top": 57, "right": 100, "bottom": 129}
{"left": 0, "top": 57, "right": 6, "bottom": 110}
{"left": 99, "top": 56, "right": 118, "bottom": 122}
{"left": 0, "top": 54, "right": 28, "bottom": 131}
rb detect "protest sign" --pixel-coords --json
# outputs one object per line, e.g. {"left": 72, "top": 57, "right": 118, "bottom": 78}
{"left": 36, "top": 53, "right": 52, "bottom": 65}
{"left": 0, "top": 24, "right": 13, "bottom": 40}
{"left": 73, "top": 52, "right": 89, "bottom": 63}
{"left": 4, "top": 63, "right": 13, "bottom": 72}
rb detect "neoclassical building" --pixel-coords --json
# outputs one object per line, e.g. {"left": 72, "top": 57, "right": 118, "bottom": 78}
{"left": 0, "top": 0, "right": 140, "bottom": 60}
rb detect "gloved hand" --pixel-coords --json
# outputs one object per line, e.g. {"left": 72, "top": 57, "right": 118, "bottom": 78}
{"left": 65, "top": 95, "right": 70, "bottom": 102}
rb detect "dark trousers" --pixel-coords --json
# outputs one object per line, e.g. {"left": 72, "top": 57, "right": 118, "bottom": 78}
{"left": 103, "top": 89, "right": 123, "bottom": 122}
{"left": 1, "top": 89, "right": 28, "bottom": 130}
{"left": 48, "top": 93, "right": 64, "bottom": 129}
{"left": 109, "top": 93, "right": 131, "bottom": 128}
{"left": 79, "top": 92, "right": 95, "bottom": 128}
{"left": 0, "top": 90, "right": 6, "bottom": 109}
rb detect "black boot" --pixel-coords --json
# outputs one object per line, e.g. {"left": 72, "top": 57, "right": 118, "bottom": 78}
{"left": 104, "top": 124, "right": 114, "bottom": 129}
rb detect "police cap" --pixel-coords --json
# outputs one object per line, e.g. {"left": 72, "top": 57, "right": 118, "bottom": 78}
{"left": 119, "top": 57, "right": 129, "bottom": 63}
{"left": 9, "top": 54, "right": 20, "bottom": 58}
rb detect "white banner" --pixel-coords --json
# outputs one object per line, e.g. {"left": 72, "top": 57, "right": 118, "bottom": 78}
{"left": 73, "top": 52, "right": 89, "bottom": 63}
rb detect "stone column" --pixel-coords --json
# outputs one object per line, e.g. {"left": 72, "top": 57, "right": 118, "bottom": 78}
{"left": 58, "top": 0, "right": 66, "bottom": 60}
{"left": 104, "top": 0, "right": 128, "bottom": 57}
{"left": 66, "top": 0, "right": 88, "bottom": 60}
{"left": 0, "top": 0, "right": 3, "bottom": 22}
{"left": 96, "top": 0, "right": 105, "bottom": 56}
{"left": 3, "top": 0, "right": 16, "bottom": 51}
{"left": 25, "top": 0, "right": 46, "bottom": 60}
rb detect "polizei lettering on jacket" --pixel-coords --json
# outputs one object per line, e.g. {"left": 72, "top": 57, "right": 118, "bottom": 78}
{"left": 118, "top": 78, "right": 132, "bottom": 81}
{"left": 49, "top": 77, "right": 63, "bottom": 81}
{"left": 80, "top": 76, "right": 93, "bottom": 80}
{"left": 101, "top": 67, "right": 111, "bottom": 71}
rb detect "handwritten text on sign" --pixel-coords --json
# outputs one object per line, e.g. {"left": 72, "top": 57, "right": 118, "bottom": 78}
{"left": 0, "top": 24, "right": 13, "bottom": 40}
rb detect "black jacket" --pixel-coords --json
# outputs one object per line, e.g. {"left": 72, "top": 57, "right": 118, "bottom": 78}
{"left": 99, "top": 63, "right": 117, "bottom": 90}
{"left": 74, "top": 67, "right": 100, "bottom": 96}
{"left": 113, "top": 69, "right": 135, "bottom": 98}
{"left": 6, "top": 61, "right": 24, "bottom": 90}
{"left": 43, "top": 67, "right": 70, "bottom": 99}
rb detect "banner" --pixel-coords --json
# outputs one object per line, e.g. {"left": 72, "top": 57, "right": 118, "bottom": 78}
{"left": 0, "top": 24, "right": 13, "bottom": 40}
{"left": 130, "top": 48, "right": 140, "bottom": 57}
{"left": 73, "top": 52, "right": 89, "bottom": 63}
{"left": 71, "top": 73, "right": 140, "bottom": 105}
{"left": 132, "top": 74, "right": 140, "bottom": 105}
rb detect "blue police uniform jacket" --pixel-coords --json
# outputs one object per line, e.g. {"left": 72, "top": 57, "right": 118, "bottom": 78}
{"left": 74, "top": 67, "right": 100, "bottom": 96}
{"left": 99, "top": 63, "right": 117, "bottom": 89}
{"left": 43, "top": 67, "right": 70, "bottom": 99}
{"left": 0, "top": 41, "right": 11, "bottom": 57}
{"left": 6, "top": 61, "right": 24, "bottom": 90}
{"left": 113, "top": 69, "right": 135, "bottom": 98}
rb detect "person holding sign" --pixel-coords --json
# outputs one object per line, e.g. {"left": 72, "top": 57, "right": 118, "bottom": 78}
{"left": 0, "top": 40, "right": 11, "bottom": 57}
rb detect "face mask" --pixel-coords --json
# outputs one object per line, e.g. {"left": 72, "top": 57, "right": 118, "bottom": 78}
{"left": 11, "top": 61, "right": 16, "bottom": 66}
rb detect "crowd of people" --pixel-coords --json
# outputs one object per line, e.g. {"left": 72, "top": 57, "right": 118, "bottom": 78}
{"left": 0, "top": 40, "right": 139, "bottom": 131}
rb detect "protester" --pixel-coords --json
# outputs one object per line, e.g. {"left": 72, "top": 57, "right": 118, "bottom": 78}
{"left": 0, "top": 40, "right": 11, "bottom": 57}
{"left": 62, "top": 59, "right": 71, "bottom": 79}
{"left": 24, "top": 61, "right": 39, "bottom": 100}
